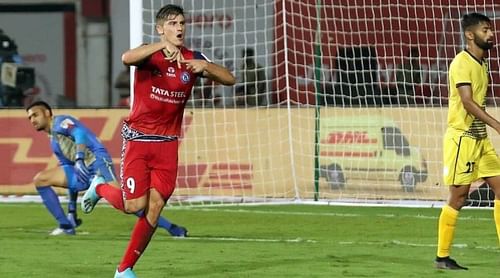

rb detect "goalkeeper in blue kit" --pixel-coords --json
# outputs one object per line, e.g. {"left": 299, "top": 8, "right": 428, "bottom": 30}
{"left": 26, "top": 101, "right": 187, "bottom": 236}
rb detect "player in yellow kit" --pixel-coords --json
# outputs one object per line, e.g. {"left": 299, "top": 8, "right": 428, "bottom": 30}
{"left": 437, "top": 12, "right": 500, "bottom": 270}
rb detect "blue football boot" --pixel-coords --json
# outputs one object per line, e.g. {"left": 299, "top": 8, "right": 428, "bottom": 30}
{"left": 168, "top": 224, "right": 188, "bottom": 237}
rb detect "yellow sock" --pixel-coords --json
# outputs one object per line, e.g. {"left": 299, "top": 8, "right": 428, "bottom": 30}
{"left": 437, "top": 205, "right": 459, "bottom": 258}
{"left": 494, "top": 200, "right": 500, "bottom": 246}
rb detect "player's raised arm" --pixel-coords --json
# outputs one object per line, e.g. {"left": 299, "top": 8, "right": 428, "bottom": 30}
{"left": 203, "top": 62, "right": 236, "bottom": 85}
{"left": 181, "top": 59, "right": 236, "bottom": 86}
{"left": 121, "top": 41, "right": 181, "bottom": 66}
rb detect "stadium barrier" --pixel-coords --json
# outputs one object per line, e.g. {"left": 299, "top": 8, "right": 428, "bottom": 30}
{"left": 2, "top": 108, "right": 498, "bottom": 203}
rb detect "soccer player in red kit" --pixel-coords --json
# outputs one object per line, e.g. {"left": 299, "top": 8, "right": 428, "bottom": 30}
{"left": 106, "top": 4, "right": 235, "bottom": 277}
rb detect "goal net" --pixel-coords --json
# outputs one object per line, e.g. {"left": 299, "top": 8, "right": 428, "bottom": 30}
{"left": 136, "top": 0, "right": 500, "bottom": 207}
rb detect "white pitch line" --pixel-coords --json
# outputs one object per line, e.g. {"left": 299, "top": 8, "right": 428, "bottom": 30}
{"left": 189, "top": 207, "right": 362, "bottom": 217}
{"left": 176, "top": 236, "right": 316, "bottom": 243}
{"left": 11, "top": 227, "right": 315, "bottom": 243}
{"left": 14, "top": 228, "right": 90, "bottom": 235}
{"left": 339, "top": 240, "right": 500, "bottom": 253}
{"left": 187, "top": 207, "right": 494, "bottom": 222}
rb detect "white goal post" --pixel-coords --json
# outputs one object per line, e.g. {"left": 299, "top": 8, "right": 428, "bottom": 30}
{"left": 130, "top": 0, "right": 500, "bottom": 207}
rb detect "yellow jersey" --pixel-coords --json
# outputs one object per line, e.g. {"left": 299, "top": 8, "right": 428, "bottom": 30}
{"left": 447, "top": 50, "right": 489, "bottom": 139}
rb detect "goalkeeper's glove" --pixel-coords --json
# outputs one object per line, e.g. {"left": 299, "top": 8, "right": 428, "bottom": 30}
{"left": 74, "top": 151, "right": 90, "bottom": 184}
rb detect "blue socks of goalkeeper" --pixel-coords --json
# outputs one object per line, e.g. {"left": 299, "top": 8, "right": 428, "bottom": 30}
{"left": 157, "top": 216, "right": 173, "bottom": 230}
{"left": 36, "top": 186, "right": 72, "bottom": 229}
{"left": 134, "top": 209, "right": 172, "bottom": 230}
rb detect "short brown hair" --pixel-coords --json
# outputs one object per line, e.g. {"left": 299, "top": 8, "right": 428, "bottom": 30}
{"left": 156, "top": 4, "right": 184, "bottom": 25}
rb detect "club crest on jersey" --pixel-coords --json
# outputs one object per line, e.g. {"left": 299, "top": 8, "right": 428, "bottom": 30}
{"left": 60, "top": 118, "right": 75, "bottom": 129}
{"left": 166, "top": 67, "right": 176, "bottom": 77}
{"left": 181, "top": 72, "right": 191, "bottom": 84}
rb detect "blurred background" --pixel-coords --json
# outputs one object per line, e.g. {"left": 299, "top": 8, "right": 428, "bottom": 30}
{"left": 0, "top": 0, "right": 130, "bottom": 108}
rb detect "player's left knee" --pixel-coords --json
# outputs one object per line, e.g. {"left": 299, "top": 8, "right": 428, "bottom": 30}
{"left": 457, "top": 195, "right": 468, "bottom": 208}
{"left": 123, "top": 199, "right": 145, "bottom": 214}
{"left": 33, "top": 171, "right": 49, "bottom": 186}
{"left": 145, "top": 200, "right": 164, "bottom": 227}
{"left": 148, "top": 198, "right": 165, "bottom": 214}
{"left": 148, "top": 188, "right": 166, "bottom": 212}
{"left": 448, "top": 195, "right": 467, "bottom": 210}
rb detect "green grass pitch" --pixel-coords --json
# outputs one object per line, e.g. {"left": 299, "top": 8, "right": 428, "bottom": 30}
{"left": 0, "top": 203, "right": 498, "bottom": 277}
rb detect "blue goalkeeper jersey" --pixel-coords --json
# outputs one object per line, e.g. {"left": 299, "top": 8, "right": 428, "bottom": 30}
{"left": 49, "top": 115, "right": 108, "bottom": 167}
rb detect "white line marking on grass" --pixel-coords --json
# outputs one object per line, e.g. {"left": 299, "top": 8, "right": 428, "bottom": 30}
{"left": 188, "top": 208, "right": 494, "bottom": 222}
{"left": 189, "top": 208, "right": 362, "bottom": 218}
{"left": 178, "top": 236, "right": 316, "bottom": 243}
{"left": 339, "top": 240, "right": 500, "bottom": 253}
{"left": 15, "top": 228, "right": 90, "bottom": 235}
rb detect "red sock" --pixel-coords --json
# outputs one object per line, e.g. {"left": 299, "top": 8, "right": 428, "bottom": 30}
{"left": 96, "top": 184, "right": 124, "bottom": 211}
{"left": 118, "top": 217, "right": 156, "bottom": 272}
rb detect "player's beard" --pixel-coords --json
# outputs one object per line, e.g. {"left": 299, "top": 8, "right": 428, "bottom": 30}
{"left": 475, "top": 36, "right": 494, "bottom": 50}
{"left": 33, "top": 121, "right": 46, "bottom": 131}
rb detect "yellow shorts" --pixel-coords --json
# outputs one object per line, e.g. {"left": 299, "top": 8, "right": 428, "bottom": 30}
{"left": 443, "top": 132, "right": 500, "bottom": 186}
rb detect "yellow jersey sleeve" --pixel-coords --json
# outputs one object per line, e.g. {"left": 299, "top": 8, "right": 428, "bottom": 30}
{"left": 450, "top": 55, "right": 472, "bottom": 86}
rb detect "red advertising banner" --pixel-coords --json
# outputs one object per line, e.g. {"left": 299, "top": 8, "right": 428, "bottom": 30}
{"left": 0, "top": 109, "right": 257, "bottom": 196}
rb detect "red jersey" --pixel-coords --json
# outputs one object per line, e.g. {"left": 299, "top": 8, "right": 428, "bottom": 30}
{"left": 125, "top": 47, "right": 207, "bottom": 136}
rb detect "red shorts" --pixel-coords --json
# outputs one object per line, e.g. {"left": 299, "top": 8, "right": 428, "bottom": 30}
{"left": 120, "top": 140, "right": 179, "bottom": 200}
